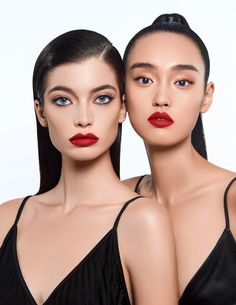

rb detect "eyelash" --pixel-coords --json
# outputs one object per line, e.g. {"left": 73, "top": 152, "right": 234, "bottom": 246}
{"left": 94, "top": 94, "right": 113, "bottom": 105}
{"left": 135, "top": 77, "right": 153, "bottom": 85}
{"left": 52, "top": 95, "right": 113, "bottom": 106}
{"left": 134, "top": 77, "right": 194, "bottom": 88}
{"left": 175, "top": 79, "right": 194, "bottom": 87}
{"left": 53, "top": 96, "right": 72, "bottom": 106}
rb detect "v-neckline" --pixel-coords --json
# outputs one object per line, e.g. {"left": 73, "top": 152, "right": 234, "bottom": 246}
{"left": 12, "top": 225, "right": 114, "bottom": 305}
{"left": 179, "top": 227, "right": 236, "bottom": 302}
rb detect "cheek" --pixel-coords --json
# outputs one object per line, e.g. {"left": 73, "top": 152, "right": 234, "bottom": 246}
{"left": 99, "top": 108, "right": 120, "bottom": 139}
{"left": 171, "top": 99, "right": 203, "bottom": 142}
{"left": 93, "top": 104, "right": 121, "bottom": 149}
{"left": 126, "top": 89, "right": 151, "bottom": 135}
{"left": 45, "top": 111, "right": 71, "bottom": 151}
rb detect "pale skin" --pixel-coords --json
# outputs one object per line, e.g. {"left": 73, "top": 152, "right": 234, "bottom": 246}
{"left": 123, "top": 32, "right": 236, "bottom": 298}
{"left": 0, "top": 57, "right": 178, "bottom": 305}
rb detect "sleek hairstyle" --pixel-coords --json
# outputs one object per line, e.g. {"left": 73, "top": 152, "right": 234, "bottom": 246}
{"left": 123, "top": 13, "right": 209, "bottom": 159}
{"left": 33, "top": 30, "right": 124, "bottom": 194}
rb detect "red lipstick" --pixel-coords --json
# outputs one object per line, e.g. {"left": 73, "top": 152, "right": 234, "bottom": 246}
{"left": 148, "top": 112, "right": 174, "bottom": 127}
{"left": 69, "top": 133, "right": 99, "bottom": 147}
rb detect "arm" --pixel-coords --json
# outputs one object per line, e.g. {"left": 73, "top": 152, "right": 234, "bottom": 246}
{"left": 119, "top": 198, "right": 178, "bottom": 305}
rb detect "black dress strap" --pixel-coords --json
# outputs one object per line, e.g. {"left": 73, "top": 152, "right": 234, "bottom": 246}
{"left": 113, "top": 196, "right": 143, "bottom": 230}
{"left": 134, "top": 175, "right": 147, "bottom": 193}
{"left": 13, "top": 196, "right": 32, "bottom": 226}
{"left": 223, "top": 177, "right": 236, "bottom": 229}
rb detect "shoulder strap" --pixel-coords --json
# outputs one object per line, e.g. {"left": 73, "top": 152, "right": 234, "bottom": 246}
{"left": 113, "top": 196, "right": 143, "bottom": 230}
{"left": 13, "top": 196, "right": 32, "bottom": 226}
{"left": 134, "top": 175, "right": 147, "bottom": 193}
{"left": 224, "top": 177, "right": 236, "bottom": 229}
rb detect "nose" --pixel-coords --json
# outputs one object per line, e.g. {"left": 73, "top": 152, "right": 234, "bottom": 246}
{"left": 152, "top": 85, "right": 171, "bottom": 108}
{"left": 74, "top": 102, "right": 93, "bottom": 128}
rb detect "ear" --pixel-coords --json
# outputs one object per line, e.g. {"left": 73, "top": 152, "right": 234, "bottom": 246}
{"left": 200, "top": 82, "right": 214, "bottom": 113}
{"left": 34, "top": 100, "right": 48, "bottom": 127}
{"left": 118, "top": 97, "right": 127, "bottom": 123}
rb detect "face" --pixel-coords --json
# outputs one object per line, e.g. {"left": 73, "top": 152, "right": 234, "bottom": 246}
{"left": 125, "top": 32, "right": 214, "bottom": 148}
{"left": 35, "top": 57, "right": 125, "bottom": 162}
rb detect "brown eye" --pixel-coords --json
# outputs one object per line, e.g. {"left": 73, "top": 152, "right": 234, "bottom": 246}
{"left": 175, "top": 80, "right": 193, "bottom": 87}
{"left": 136, "top": 77, "right": 153, "bottom": 85}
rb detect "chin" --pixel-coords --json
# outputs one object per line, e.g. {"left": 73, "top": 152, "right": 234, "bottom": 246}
{"left": 145, "top": 135, "right": 191, "bottom": 151}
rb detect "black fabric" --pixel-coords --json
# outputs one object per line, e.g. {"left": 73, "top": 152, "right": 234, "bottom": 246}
{"left": 135, "top": 176, "right": 236, "bottom": 305}
{"left": 134, "top": 175, "right": 146, "bottom": 193}
{"left": 0, "top": 195, "right": 142, "bottom": 305}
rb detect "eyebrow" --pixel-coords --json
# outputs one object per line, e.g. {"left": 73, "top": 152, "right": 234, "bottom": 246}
{"left": 129, "top": 62, "right": 199, "bottom": 73}
{"left": 48, "top": 84, "right": 117, "bottom": 96}
{"left": 170, "top": 64, "right": 199, "bottom": 73}
{"left": 48, "top": 86, "right": 76, "bottom": 96}
{"left": 129, "top": 62, "right": 155, "bottom": 70}
{"left": 90, "top": 84, "right": 117, "bottom": 94}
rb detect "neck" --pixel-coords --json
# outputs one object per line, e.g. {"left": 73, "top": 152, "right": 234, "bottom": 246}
{"left": 53, "top": 151, "right": 121, "bottom": 210}
{"left": 146, "top": 138, "right": 208, "bottom": 204}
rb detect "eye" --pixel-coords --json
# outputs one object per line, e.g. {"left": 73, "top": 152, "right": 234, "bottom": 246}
{"left": 94, "top": 95, "right": 113, "bottom": 105}
{"left": 53, "top": 96, "right": 72, "bottom": 106}
{"left": 135, "top": 77, "right": 153, "bottom": 85}
{"left": 175, "top": 80, "right": 193, "bottom": 87}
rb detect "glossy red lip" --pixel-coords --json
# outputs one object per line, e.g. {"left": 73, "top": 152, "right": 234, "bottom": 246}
{"left": 69, "top": 133, "right": 99, "bottom": 147}
{"left": 148, "top": 112, "right": 174, "bottom": 127}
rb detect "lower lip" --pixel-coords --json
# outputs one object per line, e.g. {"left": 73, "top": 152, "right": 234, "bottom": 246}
{"left": 69, "top": 138, "right": 98, "bottom": 147}
{"left": 148, "top": 119, "right": 173, "bottom": 127}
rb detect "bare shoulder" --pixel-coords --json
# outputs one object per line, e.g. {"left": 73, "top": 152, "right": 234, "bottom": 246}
{"left": 122, "top": 175, "right": 146, "bottom": 192}
{"left": 118, "top": 197, "right": 177, "bottom": 302}
{"left": 223, "top": 171, "right": 236, "bottom": 237}
{"left": 224, "top": 171, "right": 236, "bottom": 204}
{"left": 118, "top": 197, "right": 171, "bottom": 239}
{"left": 0, "top": 198, "right": 23, "bottom": 247}
{"left": 216, "top": 167, "right": 236, "bottom": 197}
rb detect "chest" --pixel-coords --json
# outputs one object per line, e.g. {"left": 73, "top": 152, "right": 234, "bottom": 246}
{"left": 19, "top": 218, "right": 111, "bottom": 302}
{"left": 168, "top": 191, "right": 227, "bottom": 297}
{"left": 3, "top": 203, "right": 125, "bottom": 305}
{"left": 0, "top": 225, "right": 129, "bottom": 305}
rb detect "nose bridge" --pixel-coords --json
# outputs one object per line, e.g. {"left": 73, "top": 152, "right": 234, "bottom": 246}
{"left": 153, "top": 78, "right": 171, "bottom": 107}
{"left": 74, "top": 99, "right": 93, "bottom": 128}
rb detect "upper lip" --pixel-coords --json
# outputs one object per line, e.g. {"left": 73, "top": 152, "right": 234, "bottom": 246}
{"left": 69, "top": 133, "right": 98, "bottom": 141}
{"left": 148, "top": 112, "right": 174, "bottom": 122}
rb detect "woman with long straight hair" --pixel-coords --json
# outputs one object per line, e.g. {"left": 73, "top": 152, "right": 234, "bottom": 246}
{"left": 124, "top": 13, "right": 236, "bottom": 304}
{"left": 0, "top": 29, "right": 177, "bottom": 305}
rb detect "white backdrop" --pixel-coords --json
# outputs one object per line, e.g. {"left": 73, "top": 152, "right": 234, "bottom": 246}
{"left": 0, "top": 0, "right": 236, "bottom": 203}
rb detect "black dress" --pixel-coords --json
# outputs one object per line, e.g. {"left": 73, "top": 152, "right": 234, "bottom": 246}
{"left": 135, "top": 175, "right": 236, "bottom": 305}
{"left": 0, "top": 195, "right": 142, "bottom": 305}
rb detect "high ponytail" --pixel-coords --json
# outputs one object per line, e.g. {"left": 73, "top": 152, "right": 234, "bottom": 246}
{"left": 123, "top": 13, "right": 209, "bottom": 159}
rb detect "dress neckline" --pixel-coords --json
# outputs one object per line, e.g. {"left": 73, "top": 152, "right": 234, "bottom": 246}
{"left": 13, "top": 225, "right": 114, "bottom": 305}
{"left": 10, "top": 195, "right": 142, "bottom": 305}
{"left": 179, "top": 227, "right": 236, "bottom": 302}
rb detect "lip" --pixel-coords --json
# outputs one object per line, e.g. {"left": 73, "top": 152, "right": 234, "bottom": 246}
{"left": 69, "top": 133, "right": 99, "bottom": 147}
{"left": 148, "top": 112, "right": 174, "bottom": 127}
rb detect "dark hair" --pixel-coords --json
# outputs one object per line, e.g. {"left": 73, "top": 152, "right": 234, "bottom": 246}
{"left": 123, "top": 13, "right": 209, "bottom": 159}
{"left": 33, "top": 30, "right": 124, "bottom": 194}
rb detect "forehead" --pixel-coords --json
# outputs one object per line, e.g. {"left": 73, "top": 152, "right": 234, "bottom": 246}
{"left": 45, "top": 57, "right": 118, "bottom": 89}
{"left": 127, "top": 32, "right": 204, "bottom": 72}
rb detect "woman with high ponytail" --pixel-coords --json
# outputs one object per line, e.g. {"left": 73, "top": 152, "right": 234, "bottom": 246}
{"left": 124, "top": 13, "right": 236, "bottom": 304}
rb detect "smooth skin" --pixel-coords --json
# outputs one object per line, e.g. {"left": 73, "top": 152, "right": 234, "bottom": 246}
{"left": 124, "top": 32, "right": 236, "bottom": 297}
{"left": 0, "top": 57, "right": 178, "bottom": 305}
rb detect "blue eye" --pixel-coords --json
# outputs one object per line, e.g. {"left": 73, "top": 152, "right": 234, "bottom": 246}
{"left": 175, "top": 80, "right": 193, "bottom": 87}
{"left": 136, "top": 77, "right": 153, "bottom": 85}
{"left": 95, "top": 95, "right": 112, "bottom": 105}
{"left": 53, "top": 97, "right": 72, "bottom": 106}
